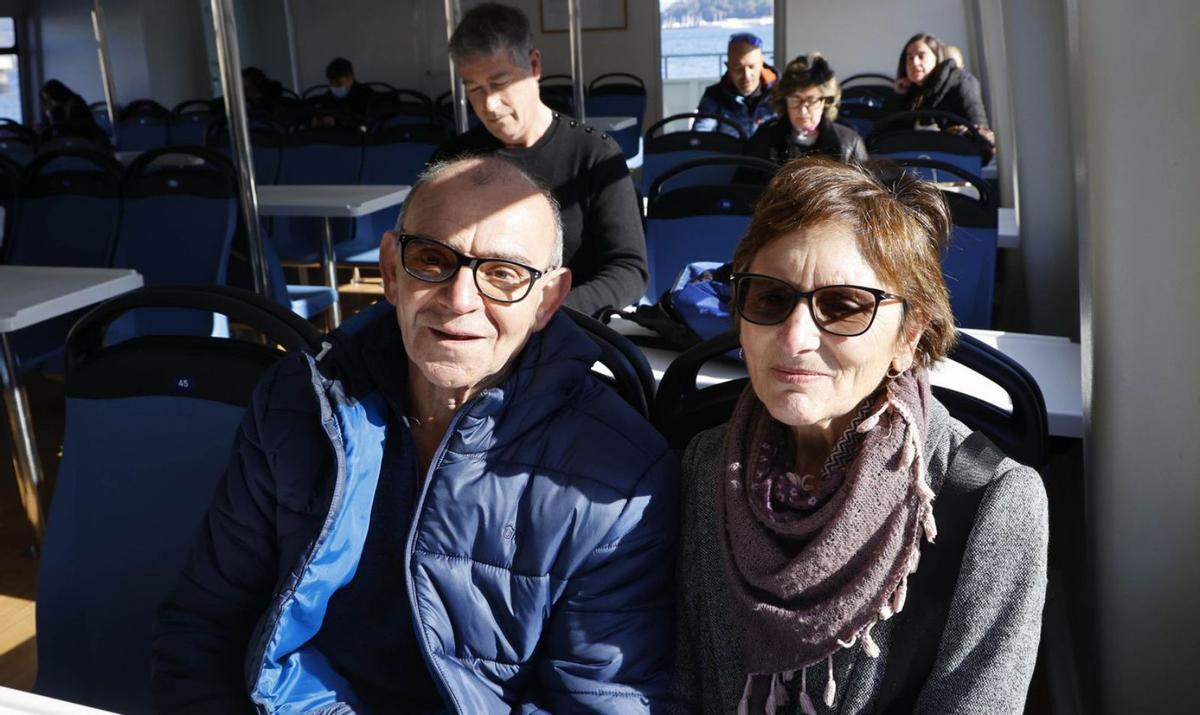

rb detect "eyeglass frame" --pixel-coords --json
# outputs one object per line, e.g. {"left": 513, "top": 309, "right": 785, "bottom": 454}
{"left": 730, "top": 272, "right": 905, "bottom": 337}
{"left": 785, "top": 94, "right": 832, "bottom": 111}
{"left": 396, "top": 232, "right": 547, "bottom": 304}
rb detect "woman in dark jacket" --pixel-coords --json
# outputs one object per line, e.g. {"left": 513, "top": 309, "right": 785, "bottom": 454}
{"left": 746, "top": 54, "right": 867, "bottom": 166}
{"left": 895, "top": 33, "right": 995, "bottom": 148}
{"left": 671, "top": 158, "right": 1046, "bottom": 713}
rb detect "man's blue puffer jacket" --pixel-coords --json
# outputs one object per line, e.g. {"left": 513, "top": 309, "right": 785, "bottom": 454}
{"left": 152, "top": 302, "right": 679, "bottom": 713}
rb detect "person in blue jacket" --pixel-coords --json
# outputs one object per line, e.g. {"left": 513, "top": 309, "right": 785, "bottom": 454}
{"left": 693, "top": 32, "right": 779, "bottom": 138}
{"left": 151, "top": 155, "right": 680, "bottom": 713}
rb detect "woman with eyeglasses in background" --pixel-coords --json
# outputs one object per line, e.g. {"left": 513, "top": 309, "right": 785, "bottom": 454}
{"left": 744, "top": 54, "right": 867, "bottom": 166}
{"left": 670, "top": 158, "right": 1047, "bottom": 713}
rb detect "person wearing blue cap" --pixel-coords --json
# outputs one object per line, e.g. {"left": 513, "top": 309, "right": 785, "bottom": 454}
{"left": 694, "top": 32, "right": 778, "bottom": 138}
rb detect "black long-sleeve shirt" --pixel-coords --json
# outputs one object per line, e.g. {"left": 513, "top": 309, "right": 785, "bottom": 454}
{"left": 430, "top": 114, "right": 648, "bottom": 316}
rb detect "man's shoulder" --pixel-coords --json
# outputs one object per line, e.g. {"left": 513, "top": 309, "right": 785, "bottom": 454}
{"left": 551, "top": 115, "right": 624, "bottom": 161}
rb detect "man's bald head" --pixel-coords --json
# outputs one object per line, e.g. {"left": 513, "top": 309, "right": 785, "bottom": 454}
{"left": 398, "top": 155, "right": 563, "bottom": 270}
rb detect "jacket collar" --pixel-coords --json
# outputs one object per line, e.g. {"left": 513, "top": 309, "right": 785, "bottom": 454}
{"left": 318, "top": 302, "right": 599, "bottom": 440}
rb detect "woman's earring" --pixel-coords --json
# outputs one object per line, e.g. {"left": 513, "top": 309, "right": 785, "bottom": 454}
{"left": 886, "top": 365, "right": 902, "bottom": 379}
{"left": 737, "top": 348, "right": 745, "bottom": 361}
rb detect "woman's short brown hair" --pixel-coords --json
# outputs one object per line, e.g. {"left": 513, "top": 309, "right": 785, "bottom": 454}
{"left": 770, "top": 53, "right": 841, "bottom": 122}
{"left": 731, "top": 157, "right": 957, "bottom": 366}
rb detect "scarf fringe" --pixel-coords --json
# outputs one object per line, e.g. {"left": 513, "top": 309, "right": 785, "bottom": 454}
{"left": 824, "top": 655, "right": 837, "bottom": 707}
{"left": 738, "top": 674, "right": 752, "bottom": 715}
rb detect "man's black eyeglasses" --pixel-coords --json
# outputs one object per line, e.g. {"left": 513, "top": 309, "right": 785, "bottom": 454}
{"left": 731, "top": 273, "right": 904, "bottom": 337}
{"left": 398, "top": 233, "right": 546, "bottom": 304}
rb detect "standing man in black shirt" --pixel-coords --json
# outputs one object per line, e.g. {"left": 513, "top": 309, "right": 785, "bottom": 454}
{"left": 431, "top": 3, "right": 648, "bottom": 316}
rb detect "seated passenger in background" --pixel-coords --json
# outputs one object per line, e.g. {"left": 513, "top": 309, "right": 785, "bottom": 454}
{"left": 431, "top": 2, "right": 647, "bottom": 317}
{"left": 38, "top": 79, "right": 107, "bottom": 144}
{"left": 694, "top": 32, "right": 778, "bottom": 138}
{"left": 152, "top": 155, "right": 679, "bottom": 713}
{"left": 895, "top": 32, "right": 996, "bottom": 150}
{"left": 744, "top": 53, "right": 867, "bottom": 166}
{"left": 240, "top": 67, "right": 287, "bottom": 115}
{"left": 671, "top": 158, "right": 1046, "bottom": 713}
{"left": 944, "top": 43, "right": 966, "bottom": 70}
{"left": 311, "top": 56, "right": 375, "bottom": 120}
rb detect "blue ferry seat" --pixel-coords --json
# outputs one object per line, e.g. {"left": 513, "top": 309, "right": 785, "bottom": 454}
{"left": 109, "top": 146, "right": 239, "bottom": 340}
{"left": 3, "top": 148, "right": 124, "bottom": 372}
{"left": 34, "top": 284, "right": 322, "bottom": 714}
{"left": 642, "top": 155, "right": 775, "bottom": 302}
{"left": 641, "top": 112, "right": 746, "bottom": 196}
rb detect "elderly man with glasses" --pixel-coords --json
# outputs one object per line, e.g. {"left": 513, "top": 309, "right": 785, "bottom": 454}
{"left": 152, "top": 155, "right": 679, "bottom": 713}
{"left": 694, "top": 32, "right": 779, "bottom": 137}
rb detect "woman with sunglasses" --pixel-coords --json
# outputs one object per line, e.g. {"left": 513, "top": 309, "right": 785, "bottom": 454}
{"left": 744, "top": 54, "right": 867, "bottom": 166}
{"left": 671, "top": 158, "right": 1047, "bottom": 713}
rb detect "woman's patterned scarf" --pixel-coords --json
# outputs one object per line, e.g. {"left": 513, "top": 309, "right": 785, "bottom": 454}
{"left": 718, "top": 369, "right": 937, "bottom": 714}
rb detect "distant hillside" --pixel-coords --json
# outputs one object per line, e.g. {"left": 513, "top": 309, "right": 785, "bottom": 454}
{"left": 662, "top": 0, "right": 772, "bottom": 25}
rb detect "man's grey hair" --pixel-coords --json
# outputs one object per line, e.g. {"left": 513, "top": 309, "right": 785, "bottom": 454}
{"left": 395, "top": 155, "right": 564, "bottom": 270}
{"left": 448, "top": 3, "right": 535, "bottom": 70}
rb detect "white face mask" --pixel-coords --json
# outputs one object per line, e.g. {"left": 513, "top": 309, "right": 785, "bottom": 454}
{"left": 330, "top": 85, "right": 350, "bottom": 99}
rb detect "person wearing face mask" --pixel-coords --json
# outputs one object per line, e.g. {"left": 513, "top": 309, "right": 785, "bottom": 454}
{"left": 38, "top": 79, "right": 107, "bottom": 145}
{"left": 893, "top": 33, "right": 995, "bottom": 150}
{"left": 694, "top": 33, "right": 779, "bottom": 138}
{"left": 744, "top": 53, "right": 867, "bottom": 166}
{"left": 312, "top": 57, "right": 376, "bottom": 121}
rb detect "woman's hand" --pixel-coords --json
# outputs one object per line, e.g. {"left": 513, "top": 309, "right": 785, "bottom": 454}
{"left": 894, "top": 77, "right": 912, "bottom": 93}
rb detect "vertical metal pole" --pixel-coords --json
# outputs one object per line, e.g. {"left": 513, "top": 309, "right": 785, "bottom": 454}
{"left": 210, "top": 0, "right": 271, "bottom": 299}
{"left": 320, "top": 218, "right": 342, "bottom": 327}
{"left": 443, "top": 0, "right": 468, "bottom": 134}
{"left": 567, "top": 0, "right": 585, "bottom": 121}
{"left": 282, "top": 0, "right": 302, "bottom": 94}
{"left": 90, "top": 0, "right": 118, "bottom": 146}
{"left": 1, "top": 333, "right": 44, "bottom": 545}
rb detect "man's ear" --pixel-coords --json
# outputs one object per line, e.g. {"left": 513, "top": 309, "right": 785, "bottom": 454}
{"left": 533, "top": 268, "right": 572, "bottom": 331}
{"left": 379, "top": 231, "right": 400, "bottom": 305}
{"left": 530, "top": 49, "right": 542, "bottom": 80}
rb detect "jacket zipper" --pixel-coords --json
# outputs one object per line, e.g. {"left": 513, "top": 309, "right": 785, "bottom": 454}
{"left": 401, "top": 392, "right": 489, "bottom": 715}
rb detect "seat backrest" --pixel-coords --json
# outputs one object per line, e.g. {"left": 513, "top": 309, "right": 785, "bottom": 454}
{"left": 168, "top": 99, "right": 218, "bottom": 146}
{"left": 641, "top": 156, "right": 773, "bottom": 299}
{"left": 0, "top": 152, "right": 21, "bottom": 255}
{"left": 354, "top": 123, "right": 446, "bottom": 255}
{"left": 653, "top": 329, "right": 1048, "bottom": 468}
{"left": 539, "top": 74, "right": 576, "bottom": 116}
{"left": 642, "top": 112, "right": 746, "bottom": 194}
{"left": 271, "top": 125, "right": 365, "bottom": 262}
{"left": 868, "top": 110, "right": 988, "bottom": 177}
{"left": 277, "top": 125, "right": 364, "bottom": 185}
{"left": 115, "top": 100, "right": 171, "bottom": 152}
{"left": 35, "top": 284, "right": 322, "bottom": 714}
{"left": 563, "top": 307, "right": 656, "bottom": 418}
{"left": 112, "top": 147, "right": 239, "bottom": 338}
{"left": 6, "top": 148, "right": 123, "bottom": 267}
{"left": 206, "top": 115, "right": 284, "bottom": 184}
{"left": 890, "top": 157, "right": 998, "bottom": 328}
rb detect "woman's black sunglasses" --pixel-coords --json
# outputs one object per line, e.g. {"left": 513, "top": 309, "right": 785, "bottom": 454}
{"left": 731, "top": 272, "right": 904, "bottom": 337}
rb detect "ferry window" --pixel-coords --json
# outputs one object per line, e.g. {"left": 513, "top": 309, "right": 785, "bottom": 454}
{"left": 660, "top": 0, "right": 775, "bottom": 128}
{"left": 0, "top": 18, "right": 21, "bottom": 123}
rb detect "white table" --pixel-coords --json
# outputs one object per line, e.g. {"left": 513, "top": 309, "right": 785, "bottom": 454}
{"left": 256, "top": 185, "right": 411, "bottom": 326}
{"left": 588, "top": 116, "right": 636, "bottom": 133}
{"left": 0, "top": 686, "right": 118, "bottom": 714}
{"left": 605, "top": 316, "right": 1082, "bottom": 439}
{"left": 0, "top": 266, "right": 143, "bottom": 542}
